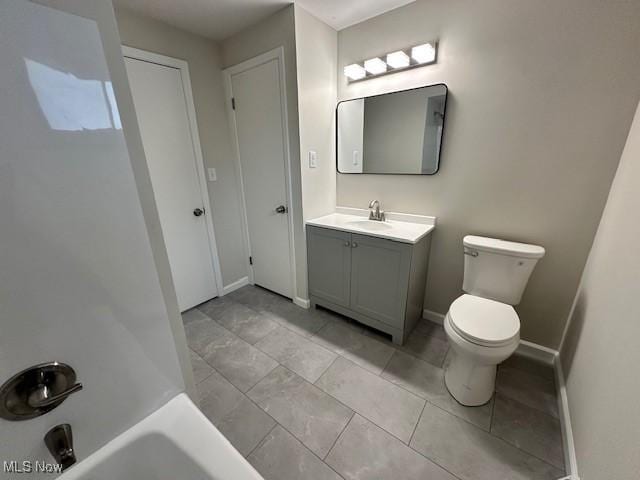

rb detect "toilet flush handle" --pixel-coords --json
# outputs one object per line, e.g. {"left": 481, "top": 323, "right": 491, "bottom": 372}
{"left": 464, "top": 248, "right": 479, "bottom": 257}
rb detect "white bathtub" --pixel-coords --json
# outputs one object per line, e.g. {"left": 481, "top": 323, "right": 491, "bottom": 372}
{"left": 59, "top": 394, "right": 264, "bottom": 480}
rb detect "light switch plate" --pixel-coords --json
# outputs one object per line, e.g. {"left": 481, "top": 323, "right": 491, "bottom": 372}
{"left": 308, "top": 150, "right": 317, "bottom": 168}
{"left": 207, "top": 168, "right": 217, "bottom": 181}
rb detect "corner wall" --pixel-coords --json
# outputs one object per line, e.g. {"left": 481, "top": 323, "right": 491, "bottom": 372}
{"left": 294, "top": 6, "right": 338, "bottom": 221}
{"left": 559, "top": 102, "right": 640, "bottom": 479}
{"left": 336, "top": 0, "right": 640, "bottom": 348}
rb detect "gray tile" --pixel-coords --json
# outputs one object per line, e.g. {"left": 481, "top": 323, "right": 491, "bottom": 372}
{"left": 269, "top": 301, "right": 331, "bottom": 338}
{"left": 326, "top": 414, "right": 457, "bottom": 480}
{"left": 197, "top": 369, "right": 244, "bottom": 422}
{"left": 198, "top": 321, "right": 278, "bottom": 392}
{"left": 501, "top": 354, "right": 555, "bottom": 383}
{"left": 228, "top": 285, "right": 289, "bottom": 313}
{"left": 248, "top": 426, "right": 343, "bottom": 480}
{"left": 215, "top": 303, "right": 280, "bottom": 344}
{"left": 410, "top": 403, "right": 563, "bottom": 480}
{"left": 214, "top": 396, "right": 276, "bottom": 457}
{"left": 363, "top": 321, "right": 450, "bottom": 368}
{"left": 399, "top": 329, "right": 450, "bottom": 368}
{"left": 184, "top": 312, "right": 223, "bottom": 353}
{"left": 255, "top": 327, "right": 337, "bottom": 383}
{"left": 491, "top": 394, "right": 564, "bottom": 470}
{"left": 248, "top": 366, "right": 353, "bottom": 458}
{"left": 183, "top": 307, "right": 212, "bottom": 325}
{"left": 413, "top": 319, "right": 447, "bottom": 340}
{"left": 190, "top": 349, "right": 214, "bottom": 384}
{"left": 197, "top": 295, "right": 237, "bottom": 320}
{"left": 311, "top": 320, "right": 395, "bottom": 375}
{"left": 315, "top": 357, "right": 425, "bottom": 443}
{"left": 382, "top": 351, "right": 493, "bottom": 431}
{"left": 496, "top": 366, "right": 559, "bottom": 418}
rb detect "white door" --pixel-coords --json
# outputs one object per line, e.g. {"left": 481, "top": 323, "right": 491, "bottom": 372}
{"left": 125, "top": 55, "right": 220, "bottom": 311}
{"left": 230, "top": 57, "right": 293, "bottom": 298}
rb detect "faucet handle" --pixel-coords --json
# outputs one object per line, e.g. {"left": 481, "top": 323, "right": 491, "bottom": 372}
{"left": 28, "top": 382, "right": 83, "bottom": 409}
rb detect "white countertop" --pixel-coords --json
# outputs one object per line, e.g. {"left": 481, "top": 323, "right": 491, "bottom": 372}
{"left": 306, "top": 208, "right": 436, "bottom": 244}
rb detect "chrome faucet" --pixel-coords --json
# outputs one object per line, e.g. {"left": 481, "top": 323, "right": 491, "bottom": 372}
{"left": 368, "top": 200, "right": 385, "bottom": 221}
{"left": 45, "top": 424, "right": 76, "bottom": 471}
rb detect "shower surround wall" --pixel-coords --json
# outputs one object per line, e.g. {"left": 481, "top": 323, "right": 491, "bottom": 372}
{"left": 0, "top": 0, "right": 187, "bottom": 473}
{"left": 336, "top": 0, "right": 640, "bottom": 348}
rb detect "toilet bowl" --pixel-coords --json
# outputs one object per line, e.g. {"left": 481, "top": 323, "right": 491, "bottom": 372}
{"left": 444, "top": 294, "right": 520, "bottom": 406}
{"left": 442, "top": 235, "right": 544, "bottom": 406}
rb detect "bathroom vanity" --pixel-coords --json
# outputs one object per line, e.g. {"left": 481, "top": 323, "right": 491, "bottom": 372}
{"left": 306, "top": 209, "right": 435, "bottom": 345}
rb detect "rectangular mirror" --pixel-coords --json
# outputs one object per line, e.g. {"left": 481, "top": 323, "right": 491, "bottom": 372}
{"left": 337, "top": 84, "right": 448, "bottom": 175}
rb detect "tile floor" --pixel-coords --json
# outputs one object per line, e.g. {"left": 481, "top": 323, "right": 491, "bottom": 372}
{"left": 184, "top": 285, "right": 564, "bottom": 480}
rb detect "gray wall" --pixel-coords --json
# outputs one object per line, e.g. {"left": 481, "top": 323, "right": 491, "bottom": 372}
{"left": 294, "top": 5, "right": 338, "bottom": 222}
{"left": 337, "top": 0, "right": 640, "bottom": 348}
{"left": 221, "top": 5, "right": 309, "bottom": 301}
{"left": 560, "top": 102, "right": 640, "bottom": 480}
{"left": 114, "top": 7, "right": 248, "bottom": 290}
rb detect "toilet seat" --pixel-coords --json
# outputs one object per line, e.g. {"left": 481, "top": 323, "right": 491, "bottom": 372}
{"left": 448, "top": 294, "right": 520, "bottom": 347}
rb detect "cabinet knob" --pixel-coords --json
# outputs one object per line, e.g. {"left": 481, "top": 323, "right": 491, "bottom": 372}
{"left": 344, "top": 241, "right": 351, "bottom": 247}
{"left": 352, "top": 242, "right": 358, "bottom": 248}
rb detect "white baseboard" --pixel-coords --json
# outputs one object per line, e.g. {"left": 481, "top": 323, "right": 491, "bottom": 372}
{"left": 294, "top": 297, "right": 310, "bottom": 309}
{"left": 423, "top": 308, "right": 445, "bottom": 324}
{"left": 515, "top": 339, "right": 557, "bottom": 366}
{"left": 222, "top": 276, "right": 249, "bottom": 296}
{"left": 554, "top": 354, "right": 580, "bottom": 480}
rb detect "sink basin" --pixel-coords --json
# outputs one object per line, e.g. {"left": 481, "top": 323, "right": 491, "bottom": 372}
{"left": 346, "top": 219, "right": 394, "bottom": 231}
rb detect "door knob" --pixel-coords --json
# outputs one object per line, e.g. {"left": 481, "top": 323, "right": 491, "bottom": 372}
{"left": 193, "top": 208, "right": 204, "bottom": 217}
{"left": 275, "top": 205, "right": 287, "bottom": 214}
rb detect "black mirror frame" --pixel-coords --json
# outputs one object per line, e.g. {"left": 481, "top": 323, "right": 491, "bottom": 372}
{"left": 336, "top": 83, "right": 448, "bottom": 175}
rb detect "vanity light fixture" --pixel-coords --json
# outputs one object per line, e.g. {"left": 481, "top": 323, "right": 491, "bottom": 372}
{"left": 344, "top": 63, "right": 366, "bottom": 81}
{"left": 364, "top": 57, "right": 387, "bottom": 75}
{"left": 386, "top": 50, "right": 410, "bottom": 69}
{"left": 344, "top": 41, "right": 438, "bottom": 83}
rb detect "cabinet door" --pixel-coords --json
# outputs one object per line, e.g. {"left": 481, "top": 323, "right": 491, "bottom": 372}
{"left": 307, "top": 226, "right": 352, "bottom": 308}
{"left": 350, "top": 234, "right": 411, "bottom": 328}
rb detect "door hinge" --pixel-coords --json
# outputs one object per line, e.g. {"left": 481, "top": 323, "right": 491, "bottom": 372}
{"left": 249, "top": 256, "right": 253, "bottom": 265}
{"left": 231, "top": 97, "right": 236, "bottom": 110}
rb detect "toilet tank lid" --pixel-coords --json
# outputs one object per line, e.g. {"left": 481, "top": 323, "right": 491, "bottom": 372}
{"left": 463, "top": 235, "right": 545, "bottom": 259}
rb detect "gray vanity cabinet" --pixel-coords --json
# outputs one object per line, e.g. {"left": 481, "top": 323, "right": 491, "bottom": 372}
{"left": 307, "top": 227, "right": 352, "bottom": 308}
{"left": 307, "top": 225, "right": 431, "bottom": 345}
{"left": 349, "top": 233, "right": 411, "bottom": 329}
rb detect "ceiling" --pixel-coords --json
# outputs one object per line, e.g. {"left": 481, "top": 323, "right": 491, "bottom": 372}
{"left": 113, "top": 0, "right": 416, "bottom": 41}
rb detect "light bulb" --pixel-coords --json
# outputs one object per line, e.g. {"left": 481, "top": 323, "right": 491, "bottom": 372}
{"left": 344, "top": 63, "right": 366, "bottom": 80}
{"left": 364, "top": 57, "right": 387, "bottom": 75}
{"left": 411, "top": 43, "right": 436, "bottom": 64}
{"left": 386, "top": 51, "right": 410, "bottom": 69}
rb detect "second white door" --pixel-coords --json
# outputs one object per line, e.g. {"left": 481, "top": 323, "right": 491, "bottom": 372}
{"left": 125, "top": 53, "right": 220, "bottom": 311}
{"left": 229, "top": 56, "right": 293, "bottom": 299}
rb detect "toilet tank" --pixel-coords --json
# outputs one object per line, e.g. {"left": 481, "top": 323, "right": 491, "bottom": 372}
{"left": 462, "top": 235, "right": 545, "bottom": 305}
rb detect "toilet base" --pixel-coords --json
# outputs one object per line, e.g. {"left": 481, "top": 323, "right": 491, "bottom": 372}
{"left": 444, "top": 350, "right": 496, "bottom": 406}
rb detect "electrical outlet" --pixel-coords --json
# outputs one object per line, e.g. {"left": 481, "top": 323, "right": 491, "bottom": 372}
{"left": 309, "top": 150, "right": 317, "bottom": 168}
{"left": 207, "top": 168, "right": 217, "bottom": 181}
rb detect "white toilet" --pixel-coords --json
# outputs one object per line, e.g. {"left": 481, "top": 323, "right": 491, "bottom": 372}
{"left": 444, "top": 235, "right": 545, "bottom": 406}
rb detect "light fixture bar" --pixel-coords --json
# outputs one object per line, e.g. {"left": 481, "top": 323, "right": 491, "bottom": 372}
{"left": 344, "top": 41, "right": 438, "bottom": 83}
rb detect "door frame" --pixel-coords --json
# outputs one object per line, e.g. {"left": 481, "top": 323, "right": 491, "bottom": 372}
{"left": 122, "top": 46, "right": 224, "bottom": 298}
{"left": 222, "top": 47, "right": 299, "bottom": 302}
